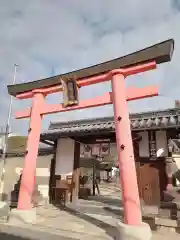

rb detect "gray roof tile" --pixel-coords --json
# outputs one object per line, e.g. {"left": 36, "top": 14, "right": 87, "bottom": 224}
{"left": 41, "top": 108, "right": 180, "bottom": 140}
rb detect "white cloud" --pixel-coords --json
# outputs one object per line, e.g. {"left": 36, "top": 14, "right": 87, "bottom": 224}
{"left": 0, "top": 0, "right": 179, "bottom": 134}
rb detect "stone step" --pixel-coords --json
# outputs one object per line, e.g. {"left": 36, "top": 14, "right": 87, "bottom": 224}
{"left": 160, "top": 201, "right": 180, "bottom": 209}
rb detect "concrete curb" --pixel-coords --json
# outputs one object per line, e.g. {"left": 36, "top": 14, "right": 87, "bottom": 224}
{"left": 8, "top": 208, "right": 36, "bottom": 224}
{"left": 116, "top": 221, "right": 152, "bottom": 240}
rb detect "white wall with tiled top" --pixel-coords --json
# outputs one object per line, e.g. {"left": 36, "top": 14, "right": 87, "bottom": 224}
{"left": 1, "top": 154, "right": 53, "bottom": 201}
{"left": 15, "top": 167, "right": 50, "bottom": 198}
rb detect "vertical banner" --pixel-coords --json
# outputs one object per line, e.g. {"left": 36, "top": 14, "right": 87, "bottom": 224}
{"left": 148, "top": 131, "right": 157, "bottom": 159}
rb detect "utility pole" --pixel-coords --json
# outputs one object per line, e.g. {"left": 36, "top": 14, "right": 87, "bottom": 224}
{"left": 0, "top": 64, "right": 18, "bottom": 200}
{"left": 51, "top": 67, "right": 55, "bottom": 76}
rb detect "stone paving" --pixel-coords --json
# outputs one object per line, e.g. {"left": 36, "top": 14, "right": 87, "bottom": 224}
{"left": 0, "top": 225, "right": 75, "bottom": 239}
{"left": 34, "top": 204, "right": 117, "bottom": 239}
{"left": 152, "top": 231, "right": 180, "bottom": 240}
{"left": 0, "top": 183, "right": 180, "bottom": 239}
{"left": 34, "top": 183, "right": 122, "bottom": 239}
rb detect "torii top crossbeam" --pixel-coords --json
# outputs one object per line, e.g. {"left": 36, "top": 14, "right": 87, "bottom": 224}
{"left": 7, "top": 39, "right": 174, "bottom": 98}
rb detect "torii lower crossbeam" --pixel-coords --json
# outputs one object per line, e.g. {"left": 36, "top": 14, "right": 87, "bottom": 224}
{"left": 15, "top": 86, "right": 158, "bottom": 119}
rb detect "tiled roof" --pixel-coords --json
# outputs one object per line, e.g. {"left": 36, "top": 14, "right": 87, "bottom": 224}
{"left": 0, "top": 147, "right": 54, "bottom": 157}
{"left": 2, "top": 136, "right": 53, "bottom": 154}
{"left": 40, "top": 108, "right": 180, "bottom": 140}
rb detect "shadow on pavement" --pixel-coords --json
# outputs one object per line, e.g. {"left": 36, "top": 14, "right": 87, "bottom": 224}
{"left": 0, "top": 232, "right": 31, "bottom": 240}
{"left": 88, "top": 195, "right": 122, "bottom": 207}
{"left": 51, "top": 195, "right": 124, "bottom": 239}
{"left": 103, "top": 206, "right": 124, "bottom": 217}
{"left": 104, "top": 205, "right": 157, "bottom": 231}
{"left": 0, "top": 225, "right": 75, "bottom": 240}
{"left": 56, "top": 205, "right": 118, "bottom": 239}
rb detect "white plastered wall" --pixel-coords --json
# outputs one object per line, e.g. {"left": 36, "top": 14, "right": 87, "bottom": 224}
{"left": 55, "top": 138, "right": 75, "bottom": 178}
{"left": 156, "top": 130, "right": 168, "bottom": 157}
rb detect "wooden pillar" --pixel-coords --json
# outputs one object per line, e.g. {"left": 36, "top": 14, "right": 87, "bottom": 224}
{"left": 92, "top": 160, "right": 96, "bottom": 196}
{"left": 48, "top": 140, "right": 57, "bottom": 204}
{"left": 72, "top": 141, "right": 80, "bottom": 204}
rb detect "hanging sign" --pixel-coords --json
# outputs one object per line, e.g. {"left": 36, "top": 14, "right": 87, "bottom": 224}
{"left": 61, "top": 78, "right": 79, "bottom": 107}
{"left": 83, "top": 144, "right": 92, "bottom": 158}
{"left": 100, "top": 143, "right": 110, "bottom": 156}
{"left": 149, "top": 131, "right": 157, "bottom": 160}
{"left": 91, "top": 144, "right": 100, "bottom": 156}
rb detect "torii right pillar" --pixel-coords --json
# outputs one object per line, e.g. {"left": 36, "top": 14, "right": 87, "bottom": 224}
{"left": 111, "top": 72, "right": 152, "bottom": 240}
{"left": 112, "top": 73, "right": 141, "bottom": 224}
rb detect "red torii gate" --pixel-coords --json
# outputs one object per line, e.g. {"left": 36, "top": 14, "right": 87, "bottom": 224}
{"left": 7, "top": 39, "right": 174, "bottom": 228}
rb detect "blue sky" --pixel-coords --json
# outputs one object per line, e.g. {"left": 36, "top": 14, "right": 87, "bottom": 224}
{"left": 0, "top": 0, "right": 180, "bottom": 135}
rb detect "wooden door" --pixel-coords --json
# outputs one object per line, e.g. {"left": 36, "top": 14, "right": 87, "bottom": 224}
{"left": 136, "top": 162, "right": 161, "bottom": 205}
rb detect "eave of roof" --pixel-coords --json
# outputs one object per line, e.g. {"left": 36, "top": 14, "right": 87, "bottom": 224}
{"left": 0, "top": 147, "right": 54, "bottom": 158}
{"left": 40, "top": 107, "right": 180, "bottom": 141}
{"left": 7, "top": 39, "right": 174, "bottom": 97}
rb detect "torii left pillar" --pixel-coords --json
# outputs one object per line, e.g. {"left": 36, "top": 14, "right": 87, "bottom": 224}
{"left": 9, "top": 91, "right": 44, "bottom": 223}
{"left": 17, "top": 91, "right": 44, "bottom": 210}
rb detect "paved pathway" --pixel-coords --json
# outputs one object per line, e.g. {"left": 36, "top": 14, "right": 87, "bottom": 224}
{"left": 0, "top": 225, "right": 74, "bottom": 239}
{"left": 152, "top": 231, "right": 180, "bottom": 240}
{"left": 35, "top": 204, "right": 116, "bottom": 239}
{"left": 0, "top": 183, "right": 179, "bottom": 239}
{"left": 0, "top": 225, "right": 180, "bottom": 240}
